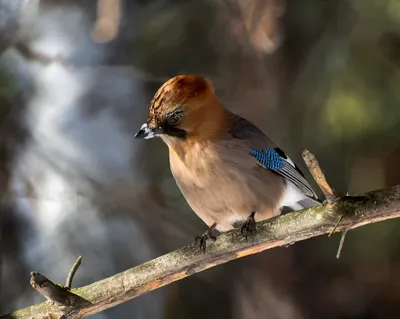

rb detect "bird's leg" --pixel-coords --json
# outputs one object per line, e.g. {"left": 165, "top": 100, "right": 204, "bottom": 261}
{"left": 195, "top": 223, "right": 217, "bottom": 253}
{"left": 241, "top": 212, "right": 256, "bottom": 241}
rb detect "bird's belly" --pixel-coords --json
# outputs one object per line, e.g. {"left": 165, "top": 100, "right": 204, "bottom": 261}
{"left": 173, "top": 166, "right": 284, "bottom": 232}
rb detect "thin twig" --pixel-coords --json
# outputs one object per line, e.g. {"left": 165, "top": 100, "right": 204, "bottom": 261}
{"left": 302, "top": 149, "right": 341, "bottom": 205}
{"left": 302, "top": 150, "right": 348, "bottom": 255}
{"left": 66, "top": 256, "right": 83, "bottom": 289}
{"left": 328, "top": 215, "right": 344, "bottom": 237}
{"left": 336, "top": 230, "right": 348, "bottom": 259}
{"left": 3, "top": 183, "right": 400, "bottom": 319}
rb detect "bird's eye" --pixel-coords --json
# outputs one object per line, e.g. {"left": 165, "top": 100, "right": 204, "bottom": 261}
{"left": 166, "top": 111, "right": 183, "bottom": 126}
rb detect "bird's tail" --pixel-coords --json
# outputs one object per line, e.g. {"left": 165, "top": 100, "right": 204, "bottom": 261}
{"left": 283, "top": 196, "right": 321, "bottom": 213}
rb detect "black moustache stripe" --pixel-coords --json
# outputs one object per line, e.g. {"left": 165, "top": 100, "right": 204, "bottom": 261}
{"left": 163, "top": 126, "right": 187, "bottom": 139}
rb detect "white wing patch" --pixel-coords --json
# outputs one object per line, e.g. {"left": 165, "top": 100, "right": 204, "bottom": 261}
{"left": 284, "top": 155, "right": 295, "bottom": 167}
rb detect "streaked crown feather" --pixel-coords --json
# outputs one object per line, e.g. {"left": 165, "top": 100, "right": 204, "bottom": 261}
{"left": 147, "top": 75, "right": 214, "bottom": 125}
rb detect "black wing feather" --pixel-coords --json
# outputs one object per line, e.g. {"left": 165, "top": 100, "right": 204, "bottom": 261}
{"left": 279, "top": 161, "right": 317, "bottom": 199}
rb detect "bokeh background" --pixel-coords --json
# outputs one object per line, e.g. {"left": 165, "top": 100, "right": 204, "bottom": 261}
{"left": 1, "top": 0, "right": 400, "bottom": 318}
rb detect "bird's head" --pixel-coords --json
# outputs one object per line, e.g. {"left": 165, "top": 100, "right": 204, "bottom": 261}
{"left": 134, "top": 74, "right": 226, "bottom": 144}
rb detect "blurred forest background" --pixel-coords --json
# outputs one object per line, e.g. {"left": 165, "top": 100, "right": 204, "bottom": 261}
{"left": 1, "top": 0, "right": 400, "bottom": 318}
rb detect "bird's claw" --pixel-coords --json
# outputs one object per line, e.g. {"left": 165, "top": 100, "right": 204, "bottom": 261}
{"left": 195, "top": 229, "right": 217, "bottom": 253}
{"left": 241, "top": 212, "right": 256, "bottom": 241}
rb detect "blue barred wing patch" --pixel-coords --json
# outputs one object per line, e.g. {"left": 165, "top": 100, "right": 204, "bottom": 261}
{"left": 250, "top": 148, "right": 283, "bottom": 171}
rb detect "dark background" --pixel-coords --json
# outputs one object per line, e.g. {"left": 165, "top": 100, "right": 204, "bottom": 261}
{"left": 1, "top": 0, "right": 400, "bottom": 318}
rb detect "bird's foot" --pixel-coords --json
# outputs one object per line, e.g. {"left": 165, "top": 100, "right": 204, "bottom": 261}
{"left": 241, "top": 212, "right": 256, "bottom": 241}
{"left": 195, "top": 224, "right": 217, "bottom": 253}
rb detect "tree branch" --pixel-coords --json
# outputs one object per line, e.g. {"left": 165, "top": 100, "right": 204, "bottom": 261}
{"left": 2, "top": 152, "right": 400, "bottom": 319}
{"left": 29, "top": 272, "right": 91, "bottom": 309}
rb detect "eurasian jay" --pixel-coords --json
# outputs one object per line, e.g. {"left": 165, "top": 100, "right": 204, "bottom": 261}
{"left": 135, "top": 74, "right": 320, "bottom": 250}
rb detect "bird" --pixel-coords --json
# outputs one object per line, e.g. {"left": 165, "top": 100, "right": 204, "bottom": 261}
{"left": 134, "top": 74, "right": 320, "bottom": 251}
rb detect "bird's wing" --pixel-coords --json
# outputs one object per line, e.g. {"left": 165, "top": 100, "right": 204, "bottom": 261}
{"left": 229, "top": 113, "right": 319, "bottom": 200}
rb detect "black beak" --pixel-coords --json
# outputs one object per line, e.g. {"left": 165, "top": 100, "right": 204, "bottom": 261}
{"left": 134, "top": 128, "right": 146, "bottom": 139}
{"left": 134, "top": 123, "right": 163, "bottom": 139}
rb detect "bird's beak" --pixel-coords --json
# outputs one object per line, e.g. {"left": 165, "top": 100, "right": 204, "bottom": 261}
{"left": 134, "top": 123, "right": 163, "bottom": 139}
